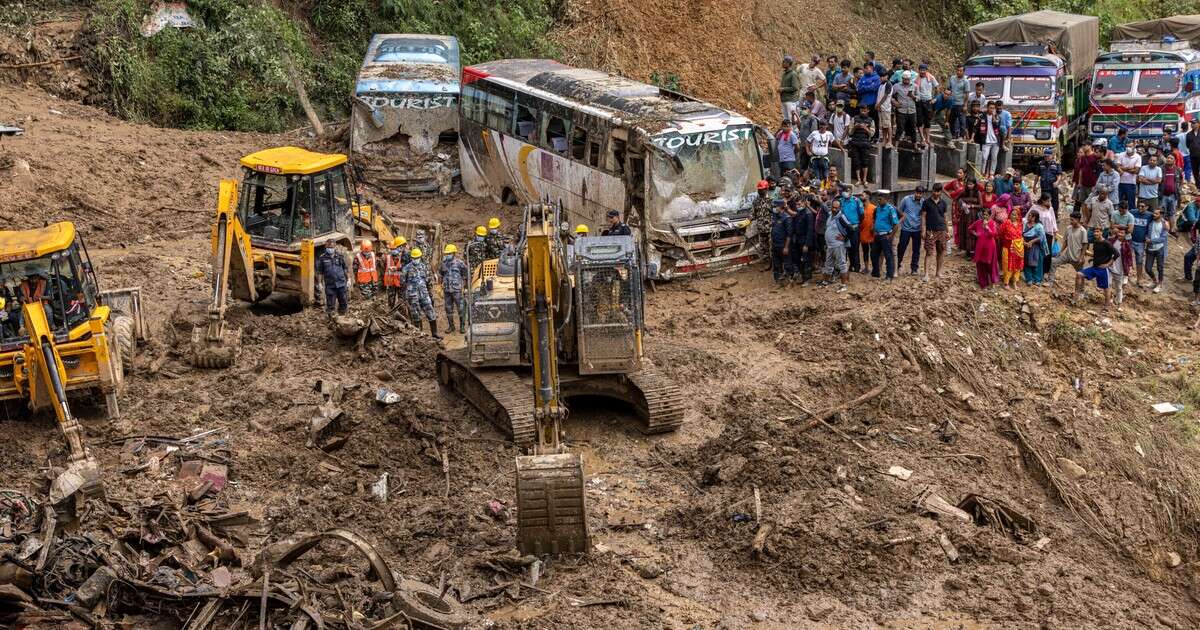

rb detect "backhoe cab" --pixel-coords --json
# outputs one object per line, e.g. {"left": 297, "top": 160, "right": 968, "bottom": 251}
{"left": 191, "top": 147, "right": 407, "bottom": 368}
{"left": 0, "top": 222, "right": 145, "bottom": 504}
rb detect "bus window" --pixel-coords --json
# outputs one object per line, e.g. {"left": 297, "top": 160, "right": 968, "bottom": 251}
{"left": 546, "top": 114, "right": 570, "bottom": 155}
{"left": 588, "top": 140, "right": 602, "bottom": 168}
{"left": 485, "top": 89, "right": 513, "bottom": 132}
{"left": 516, "top": 103, "right": 538, "bottom": 142}
{"left": 461, "top": 85, "right": 482, "bottom": 123}
{"left": 571, "top": 126, "right": 588, "bottom": 161}
{"left": 1137, "top": 69, "right": 1181, "bottom": 96}
{"left": 610, "top": 137, "right": 628, "bottom": 175}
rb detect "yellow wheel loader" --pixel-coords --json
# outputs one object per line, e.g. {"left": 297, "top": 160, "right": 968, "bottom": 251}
{"left": 436, "top": 203, "right": 685, "bottom": 555}
{"left": 191, "top": 146, "right": 440, "bottom": 367}
{"left": 0, "top": 222, "right": 146, "bottom": 503}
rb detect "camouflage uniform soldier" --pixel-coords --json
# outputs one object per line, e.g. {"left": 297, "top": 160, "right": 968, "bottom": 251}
{"left": 467, "top": 226, "right": 488, "bottom": 270}
{"left": 752, "top": 180, "right": 773, "bottom": 254}
{"left": 413, "top": 229, "right": 429, "bottom": 256}
{"left": 402, "top": 247, "right": 441, "bottom": 340}
{"left": 484, "top": 217, "right": 505, "bottom": 259}
{"left": 439, "top": 244, "right": 469, "bottom": 333}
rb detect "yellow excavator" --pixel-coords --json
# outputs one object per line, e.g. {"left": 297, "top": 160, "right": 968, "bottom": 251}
{"left": 191, "top": 146, "right": 441, "bottom": 367}
{"left": 436, "top": 203, "right": 684, "bottom": 555}
{"left": 0, "top": 222, "right": 146, "bottom": 503}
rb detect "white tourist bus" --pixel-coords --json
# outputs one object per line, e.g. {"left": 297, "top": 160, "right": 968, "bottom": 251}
{"left": 458, "top": 59, "right": 768, "bottom": 279}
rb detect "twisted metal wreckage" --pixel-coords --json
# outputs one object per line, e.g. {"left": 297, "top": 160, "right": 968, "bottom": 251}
{"left": 0, "top": 433, "right": 471, "bottom": 630}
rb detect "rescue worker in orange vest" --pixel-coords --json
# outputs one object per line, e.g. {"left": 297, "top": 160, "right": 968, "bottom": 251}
{"left": 353, "top": 240, "right": 380, "bottom": 298}
{"left": 383, "top": 236, "right": 407, "bottom": 310}
{"left": 19, "top": 270, "right": 47, "bottom": 304}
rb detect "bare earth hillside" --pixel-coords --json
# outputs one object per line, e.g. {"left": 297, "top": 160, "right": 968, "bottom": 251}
{"left": 554, "top": 0, "right": 961, "bottom": 124}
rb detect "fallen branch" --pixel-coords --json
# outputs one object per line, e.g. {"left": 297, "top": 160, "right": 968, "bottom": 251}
{"left": 0, "top": 55, "right": 81, "bottom": 69}
{"left": 918, "top": 453, "right": 988, "bottom": 463}
{"left": 799, "top": 382, "right": 888, "bottom": 431}
{"left": 751, "top": 522, "right": 776, "bottom": 559}
{"left": 817, "top": 417, "right": 873, "bottom": 453}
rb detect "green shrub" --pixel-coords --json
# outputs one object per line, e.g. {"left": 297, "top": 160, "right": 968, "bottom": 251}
{"left": 83, "top": 0, "right": 563, "bottom": 132}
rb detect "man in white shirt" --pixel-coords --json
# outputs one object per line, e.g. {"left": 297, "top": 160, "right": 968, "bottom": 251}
{"left": 798, "top": 55, "right": 827, "bottom": 102}
{"left": 876, "top": 77, "right": 894, "bottom": 148}
{"left": 827, "top": 101, "right": 852, "bottom": 147}
{"left": 1137, "top": 154, "right": 1163, "bottom": 211}
{"left": 1116, "top": 146, "right": 1142, "bottom": 213}
{"left": 807, "top": 119, "right": 835, "bottom": 182}
{"left": 980, "top": 102, "right": 1001, "bottom": 177}
{"left": 914, "top": 63, "right": 939, "bottom": 149}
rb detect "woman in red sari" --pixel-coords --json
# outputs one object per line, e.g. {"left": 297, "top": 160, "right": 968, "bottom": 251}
{"left": 970, "top": 213, "right": 999, "bottom": 290}
{"left": 979, "top": 180, "right": 998, "bottom": 212}
{"left": 945, "top": 168, "right": 967, "bottom": 250}
{"left": 959, "top": 175, "right": 983, "bottom": 258}
{"left": 998, "top": 207, "right": 1024, "bottom": 289}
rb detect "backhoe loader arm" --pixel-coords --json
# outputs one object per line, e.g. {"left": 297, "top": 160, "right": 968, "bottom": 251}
{"left": 190, "top": 180, "right": 253, "bottom": 368}
{"left": 20, "top": 301, "right": 101, "bottom": 502}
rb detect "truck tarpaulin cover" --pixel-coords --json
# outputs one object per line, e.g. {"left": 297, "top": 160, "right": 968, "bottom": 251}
{"left": 967, "top": 10, "right": 1100, "bottom": 78}
{"left": 1112, "top": 15, "right": 1200, "bottom": 45}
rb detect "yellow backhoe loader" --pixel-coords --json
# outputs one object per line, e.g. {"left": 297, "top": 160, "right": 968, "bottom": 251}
{"left": 191, "top": 146, "right": 439, "bottom": 367}
{"left": 436, "top": 203, "right": 685, "bottom": 555}
{"left": 0, "top": 222, "right": 146, "bottom": 503}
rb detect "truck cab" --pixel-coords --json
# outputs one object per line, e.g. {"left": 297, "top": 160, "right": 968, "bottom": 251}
{"left": 1089, "top": 39, "right": 1200, "bottom": 152}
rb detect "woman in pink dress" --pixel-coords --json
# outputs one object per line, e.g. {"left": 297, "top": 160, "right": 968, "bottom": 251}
{"left": 970, "top": 213, "right": 999, "bottom": 290}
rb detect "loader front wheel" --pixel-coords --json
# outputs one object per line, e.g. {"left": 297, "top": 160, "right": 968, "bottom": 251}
{"left": 110, "top": 314, "right": 135, "bottom": 377}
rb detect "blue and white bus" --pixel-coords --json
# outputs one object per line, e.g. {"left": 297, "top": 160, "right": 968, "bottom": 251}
{"left": 350, "top": 34, "right": 460, "bottom": 192}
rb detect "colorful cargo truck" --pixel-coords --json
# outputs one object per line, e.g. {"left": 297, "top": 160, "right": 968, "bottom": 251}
{"left": 966, "top": 11, "right": 1099, "bottom": 163}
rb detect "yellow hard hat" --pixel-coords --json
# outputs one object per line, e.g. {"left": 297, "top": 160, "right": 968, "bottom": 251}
{"left": 444, "top": 244, "right": 457, "bottom": 254}
{"left": 475, "top": 225, "right": 487, "bottom": 237}
{"left": 410, "top": 247, "right": 423, "bottom": 259}
{"left": 361, "top": 240, "right": 373, "bottom": 252}
{"left": 487, "top": 217, "right": 501, "bottom": 230}
{"left": 392, "top": 236, "right": 407, "bottom": 248}
{"left": 0, "top": 297, "right": 5, "bottom": 309}
{"left": 575, "top": 224, "right": 589, "bottom": 234}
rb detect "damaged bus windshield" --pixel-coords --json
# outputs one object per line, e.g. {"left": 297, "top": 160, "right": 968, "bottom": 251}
{"left": 649, "top": 127, "right": 759, "bottom": 221}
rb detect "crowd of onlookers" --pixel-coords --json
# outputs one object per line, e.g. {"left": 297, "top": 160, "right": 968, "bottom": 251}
{"left": 777, "top": 53, "right": 1018, "bottom": 187}
{"left": 762, "top": 52, "right": 1200, "bottom": 309}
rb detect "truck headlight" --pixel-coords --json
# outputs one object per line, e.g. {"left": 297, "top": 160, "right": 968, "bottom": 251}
{"left": 1091, "top": 123, "right": 1105, "bottom": 134}
{"left": 1035, "top": 130, "right": 1051, "bottom": 140}
{"left": 1164, "top": 123, "right": 1178, "bottom": 133}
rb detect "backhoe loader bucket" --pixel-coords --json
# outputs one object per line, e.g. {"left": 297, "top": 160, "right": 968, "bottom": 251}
{"left": 515, "top": 453, "right": 589, "bottom": 555}
{"left": 189, "top": 324, "right": 242, "bottom": 369}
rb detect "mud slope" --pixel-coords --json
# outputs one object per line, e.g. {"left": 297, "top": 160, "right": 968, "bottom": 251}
{"left": 555, "top": 0, "right": 960, "bottom": 124}
{"left": 3, "top": 85, "right": 1200, "bottom": 628}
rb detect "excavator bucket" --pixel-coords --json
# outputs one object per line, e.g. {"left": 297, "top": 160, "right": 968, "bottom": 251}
{"left": 189, "top": 325, "right": 242, "bottom": 369}
{"left": 515, "top": 453, "right": 589, "bottom": 555}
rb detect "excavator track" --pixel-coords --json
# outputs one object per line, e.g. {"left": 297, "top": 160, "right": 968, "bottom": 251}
{"left": 436, "top": 349, "right": 535, "bottom": 445}
{"left": 628, "top": 367, "right": 686, "bottom": 434}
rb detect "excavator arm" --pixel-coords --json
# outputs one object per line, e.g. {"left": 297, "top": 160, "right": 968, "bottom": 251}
{"left": 514, "top": 203, "right": 589, "bottom": 556}
{"left": 190, "top": 180, "right": 255, "bottom": 368}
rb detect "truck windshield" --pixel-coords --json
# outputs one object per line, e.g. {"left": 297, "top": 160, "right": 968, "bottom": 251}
{"left": 972, "top": 77, "right": 1004, "bottom": 99}
{"left": 1009, "top": 77, "right": 1053, "bottom": 101}
{"left": 1094, "top": 69, "right": 1135, "bottom": 95}
{"left": 648, "top": 126, "right": 760, "bottom": 223}
{"left": 1138, "top": 69, "right": 1181, "bottom": 96}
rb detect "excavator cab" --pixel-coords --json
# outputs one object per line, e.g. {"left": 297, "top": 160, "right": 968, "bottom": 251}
{"left": 0, "top": 222, "right": 145, "bottom": 504}
{"left": 572, "top": 235, "right": 643, "bottom": 374}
